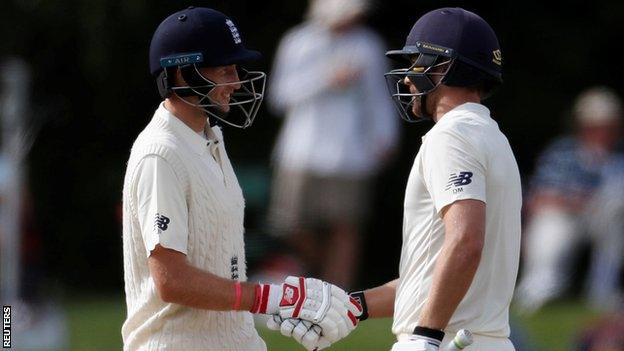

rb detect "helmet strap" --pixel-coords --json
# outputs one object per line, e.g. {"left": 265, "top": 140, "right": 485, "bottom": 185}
{"left": 419, "top": 94, "right": 433, "bottom": 120}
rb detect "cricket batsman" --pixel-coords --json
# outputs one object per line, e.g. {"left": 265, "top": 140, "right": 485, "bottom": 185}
{"left": 121, "top": 7, "right": 361, "bottom": 350}
{"left": 274, "top": 7, "right": 521, "bottom": 351}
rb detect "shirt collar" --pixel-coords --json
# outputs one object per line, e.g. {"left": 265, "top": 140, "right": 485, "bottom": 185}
{"left": 422, "top": 102, "right": 491, "bottom": 141}
{"left": 437, "top": 102, "right": 490, "bottom": 124}
{"left": 156, "top": 102, "right": 220, "bottom": 155}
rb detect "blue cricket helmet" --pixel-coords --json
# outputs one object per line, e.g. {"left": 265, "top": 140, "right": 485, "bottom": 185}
{"left": 149, "top": 7, "right": 261, "bottom": 76}
{"left": 387, "top": 7, "right": 502, "bottom": 83}
{"left": 148, "top": 7, "right": 266, "bottom": 129}
{"left": 385, "top": 8, "right": 502, "bottom": 122}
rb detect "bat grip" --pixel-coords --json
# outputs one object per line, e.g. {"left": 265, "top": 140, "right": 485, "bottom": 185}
{"left": 443, "top": 329, "right": 473, "bottom": 350}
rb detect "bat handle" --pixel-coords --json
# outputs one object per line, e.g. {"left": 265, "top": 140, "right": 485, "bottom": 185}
{"left": 444, "top": 329, "right": 473, "bottom": 350}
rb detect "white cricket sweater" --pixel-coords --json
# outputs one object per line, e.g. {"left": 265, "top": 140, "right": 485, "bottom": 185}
{"left": 121, "top": 104, "right": 266, "bottom": 351}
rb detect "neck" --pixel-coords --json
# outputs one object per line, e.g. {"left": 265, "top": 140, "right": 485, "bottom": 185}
{"left": 431, "top": 87, "right": 481, "bottom": 123}
{"left": 164, "top": 96, "right": 208, "bottom": 133}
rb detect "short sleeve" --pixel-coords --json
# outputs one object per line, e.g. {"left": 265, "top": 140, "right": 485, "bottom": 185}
{"left": 134, "top": 155, "right": 189, "bottom": 256}
{"left": 422, "top": 130, "right": 486, "bottom": 214}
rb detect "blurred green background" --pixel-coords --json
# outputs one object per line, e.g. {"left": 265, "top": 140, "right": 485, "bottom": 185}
{"left": 63, "top": 297, "right": 598, "bottom": 351}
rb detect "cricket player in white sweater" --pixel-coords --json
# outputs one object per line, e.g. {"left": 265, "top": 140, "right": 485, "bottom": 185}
{"left": 121, "top": 7, "right": 361, "bottom": 351}
{"left": 275, "top": 7, "right": 521, "bottom": 351}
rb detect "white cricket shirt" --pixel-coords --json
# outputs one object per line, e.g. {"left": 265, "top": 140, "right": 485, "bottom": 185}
{"left": 392, "top": 103, "right": 522, "bottom": 338}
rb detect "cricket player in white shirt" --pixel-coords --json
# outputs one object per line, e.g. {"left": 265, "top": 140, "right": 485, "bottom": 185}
{"left": 275, "top": 7, "right": 521, "bottom": 351}
{"left": 121, "top": 7, "right": 361, "bottom": 351}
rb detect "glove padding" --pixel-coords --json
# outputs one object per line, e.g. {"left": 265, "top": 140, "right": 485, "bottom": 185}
{"left": 256, "top": 276, "right": 362, "bottom": 343}
{"left": 391, "top": 334, "right": 442, "bottom": 351}
{"left": 267, "top": 315, "right": 332, "bottom": 351}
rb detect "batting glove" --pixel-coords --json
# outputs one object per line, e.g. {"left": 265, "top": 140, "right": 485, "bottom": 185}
{"left": 267, "top": 315, "right": 332, "bottom": 351}
{"left": 257, "top": 276, "right": 363, "bottom": 343}
{"left": 391, "top": 327, "right": 445, "bottom": 351}
{"left": 349, "top": 291, "right": 369, "bottom": 321}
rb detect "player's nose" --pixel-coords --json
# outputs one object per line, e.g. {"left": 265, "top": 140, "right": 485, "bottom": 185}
{"left": 403, "top": 77, "right": 417, "bottom": 94}
{"left": 232, "top": 75, "right": 242, "bottom": 90}
{"left": 231, "top": 67, "right": 242, "bottom": 90}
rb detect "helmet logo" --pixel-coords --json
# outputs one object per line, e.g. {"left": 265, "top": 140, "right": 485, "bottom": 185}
{"left": 492, "top": 49, "right": 502, "bottom": 66}
{"left": 225, "top": 19, "right": 242, "bottom": 44}
{"left": 417, "top": 42, "right": 452, "bottom": 55}
{"left": 160, "top": 53, "right": 204, "bottom": 68}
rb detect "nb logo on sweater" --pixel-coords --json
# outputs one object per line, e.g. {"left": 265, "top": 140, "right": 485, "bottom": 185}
{"left": 445, "top": 171, "right": 473, "bottom": 193}
{"left": 154, "top": 213, "right": 170, "bottom": 232}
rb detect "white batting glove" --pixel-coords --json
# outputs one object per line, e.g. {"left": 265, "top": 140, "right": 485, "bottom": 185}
{"left": 267, "top": 315, "right": 332, "bottom": 351}
{"left": 257, "top": 276, "right": 363, "bottom": 343}
{"left": 391, "top": 327, "right": 445, "bottom": 351}
{"left": 316, "top": 283, "right": 362, "bottom": 342}
{"left": 391, "top": 337, "right": 439, "bottom": 351}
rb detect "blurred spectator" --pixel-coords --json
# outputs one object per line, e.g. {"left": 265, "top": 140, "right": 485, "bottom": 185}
{"left": 516, "top": 86, "right": 624, "bottom": 312}
{"left": 584, "top": 157, "right": 624, "bottom": 308}
{"left": 266, "top": 0, "right": 398, "bottom": 289}
{"left": 577, "top": 312, "right": 624, "bottom": 351}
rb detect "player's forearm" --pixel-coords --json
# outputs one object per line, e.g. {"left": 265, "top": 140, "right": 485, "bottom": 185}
{"left": 362, "top": 279, "right": 397, "bottom": 318}
{"left": 157, "top": 263, "right": 257, "bottom": 311}
{"left": 149, "top": 245, "right": 256, "bottom": 311}
{"left": 418, "top": 200, "right": 485, "bottom": 330}
{"left": 418, "top": 232, "right": 482, "bottom": 329}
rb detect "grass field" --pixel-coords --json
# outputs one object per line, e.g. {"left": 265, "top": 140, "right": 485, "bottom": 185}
{"left": 59, "top": 296, "right": 599, "bottom": 351}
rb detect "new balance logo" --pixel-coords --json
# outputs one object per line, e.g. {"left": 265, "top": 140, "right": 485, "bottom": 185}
{"left": 154, "top": 213, "right": 170, "bottom": 232}
{"left": 279, "top": 284, "right": 299, "bottom": 307}
{"left": 445, "top": 171, "right": 473, "bottom": 191}
{"left": 284, "top": 287, "right": 295, "bottom": 303}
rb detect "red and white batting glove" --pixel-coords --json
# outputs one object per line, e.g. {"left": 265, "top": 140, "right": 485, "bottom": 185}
{"left": 253, "top": 276, "right": 363, "bottom": 343}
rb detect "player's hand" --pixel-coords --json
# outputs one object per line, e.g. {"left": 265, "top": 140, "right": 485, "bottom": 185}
{"left": 267, "top": 315, "right": 332, "bottom": 351}
{"left": 391, "top": 327, "right": 445, "bottom": 351}
{"left": 255, "top": 276, "right": 363, "bottom": 342}
{"left": 330, "top": 66, "right": 359, "bottom": 89}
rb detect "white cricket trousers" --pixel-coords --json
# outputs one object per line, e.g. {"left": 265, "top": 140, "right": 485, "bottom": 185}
{"left": 442, "top": 333, "right": 515, "bottom": 351}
